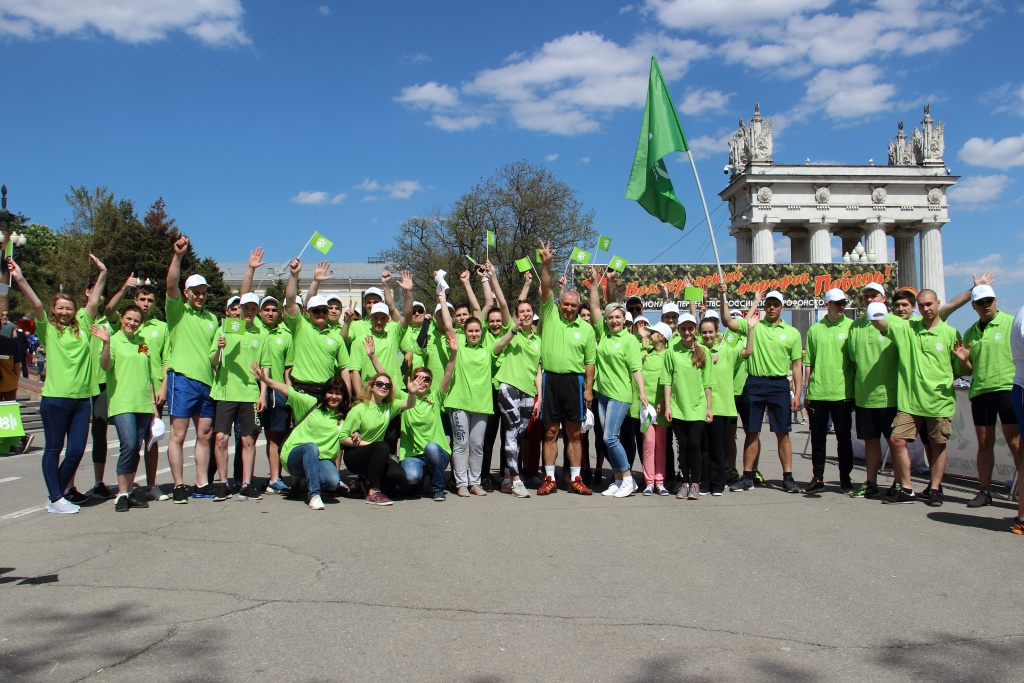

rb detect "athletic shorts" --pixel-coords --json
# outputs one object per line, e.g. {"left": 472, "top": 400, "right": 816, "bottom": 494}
{"left": 92, "top": 385, "right": 108, "bottom": 422}
{"left": 891, "top": 411, "right": 951, "bottom": 445}
{"left": 167, "top": 371, "right": 215, "bottom": 419}
{"left": 970, "top": 390, "right": 1018, "bottom": 427}
{"left": 541, "top": 371, "right": 585, "bottom": 424}
{"left": 735, "top": 391, "right": 750, "bottom": 431}
{"left": 743, "top": 376, "right": 791, "bottom": 434}
{"left": 855, "top": 405, "right": 897, "bottom": 441}
{"left": 260, "top": 389, "right": 290, "bottom": 433}
{"left": 214, "top": 400, "right": 259, "bottom": 436}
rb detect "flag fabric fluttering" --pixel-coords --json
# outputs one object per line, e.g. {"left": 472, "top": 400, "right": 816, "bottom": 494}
{"left": 486, "top": 230, "right": 496, "bottom": 247}
{"left": 570, "top": 247, "right": 592, "bottom": 265}
{"left": 625, "top": 57, "right": 689, "bottom": 231}
{"left": 608, "top": 255, "right": 629, "bottom": 272}
{"left": 598, "top": 235, "right": 612, "bottom": 251}
{"left": 224, "top": 319, "right": 245, "bottom": 335}
{"left": 515, "top": 257, "right": 533, "bottom": 273}
{"left": 310, "top": 231, "right": 333, "bottom": 255}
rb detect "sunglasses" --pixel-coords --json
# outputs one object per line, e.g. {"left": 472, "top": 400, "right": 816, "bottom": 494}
{"left": 373, "top": 381, "right": 392, "bottom": 390}
{"left": 975, "top": 297, "right": 995, "bottom": 306}
{"left": 415, "top": 375, "right": 432, "bottom": 384}
{"left": 308, "top": 307, "right": 328, "bottom": 314}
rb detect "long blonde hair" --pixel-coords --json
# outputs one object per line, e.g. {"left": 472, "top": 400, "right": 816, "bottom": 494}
{"left": 49, "top": 294, "right": 82, "bottom": 338}
{"left": 355, "top": 372, "right": 396, "bottom": 405}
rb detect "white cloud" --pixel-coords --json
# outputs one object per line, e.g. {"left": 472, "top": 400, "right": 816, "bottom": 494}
{"left": 948, "top": 175, "right": 1011, "bottom": 207}
{"left": 958, "top": 135, "right": 1024, "bottom": 170}
{"left": 945, "top": 253, "right": 1024, "bottom": 285}
{"left": 544, "top": 153, "right": 559, "bottom": 161}
{"left": 429, "top": 114, "right": 489, "bottom": 131}
{"left": 318, "top": 5, "right": 329, "bottom": 17}
{"left": 291, "top": 191, "right": 346, "bottom": 205}
{"left": 985, "top": 83, "right": 1024, "bottom": 117}
{"left": 678, "top": 88, "right": 731, "bottom": 116}
{"left": 645, "top": 0, "right": 832, "bottom": 31}
{"left": 0, "top": 0, "right": 250, "bottom": 46}
{"left": 687, "top": 131, "right": 732, "bottom": 161}
{"left": 581, "top": 157, "right": 591, "bottom": 164}
{"left": 356, "top": 179, "right": 424, "bottom": 200}
{"left": 619, "top": 4, "right": 635, "bottom": 14}
{"left": 395, "top": 82, "right": 460, "bottom": 109}
{"left": 801, "top": 64, "right": 895, "bottom": 118}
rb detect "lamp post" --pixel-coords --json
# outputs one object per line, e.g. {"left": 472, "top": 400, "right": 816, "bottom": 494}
{"left": 256, "top": 267, "right": 278, "bottom": 293}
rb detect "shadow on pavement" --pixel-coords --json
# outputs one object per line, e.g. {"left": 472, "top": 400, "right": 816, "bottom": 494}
{"left": 873, "top": 632, "right": 1024, "bottom": 682}
{"left": 926, "top": 511, "right": 1015, "bottom": 533}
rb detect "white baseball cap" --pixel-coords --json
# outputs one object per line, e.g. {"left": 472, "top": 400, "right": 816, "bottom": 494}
{"left": 633, "top": 315, "right": 650, "bottom": 326}
{"left": 239, "top": 293, "right": 260, "bottom": 306}
{"left": 677, "top": 313, "right": 697, "bottom": 326}
{"left": 625, "top": 295, "right": 642, "bottom": 306}
{"left": 369, "top": 302, "right": 391, "bottom": 317}
{"left": 625, "top": 312, "right": 634, "bottom": 323}
{"left": 364, "top": 287, "right": 385, "bottom": 300}
{"left": 434, "top": 302, "right": 455, "bottom": 313}
{"left": 412, "top": 300, "right": 426, "bottom": 311}
{"left": 225, "top": 295, "right": 240, "bottom": 308}
{"left": 661, "top": 302, "right": 680, "bottom": 315}
{"left": 703, "top": 309, "right": 720, "bottom": 321}
{"left": 260, "top": 296, "right": 279, "bottom": 308}
{"left": 861, "top": 282, "right": 885, "bottom": 296}
{"left": 824, "top": 288, "right": 848, "bottom": 304}
{"left": 184, "top": 274, "right": 207, "bottom": 290}
{"left": 294, "top": 295, "right": 303, "bottom": 308}
{"left": 763, "top": 290, "right": 784, "bottom": 303}
{"left": 307, "top": 295, "right": 330, "bottom": 310}
{"left": 649, "top": 322, "right": 674, "bottom": 339}
{"left": 326, "top": 294, "right": 343, "bottom": 304}
{"left": 866, "top": 302, "right": 888, "bottom": 320}
{"left": 971, "top": 284, "right": 995, "bottom": 301}
{"left": 730, "top": 311, "right": 744, "bottom": 319}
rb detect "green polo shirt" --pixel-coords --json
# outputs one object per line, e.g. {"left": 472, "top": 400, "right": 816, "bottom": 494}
{"left": 665, "top": 338, "right": 714, "bottom": 421}
{"left": 736, "top": 318, "right": 801, "bottom": 378}
{"left": 284, "top": 311, "right": 349, "bottom": 383}
{"left": 539, "top": 297, "right": 596, "bottom": 374}
{"left": 209, "top": 323, "right": 270, "bottom": 402}
{"left": 35, "top": 310, "right": 97, "bottom": 399}
{"left": 136, "top": 319, "right": 169, "bottom": 388}
{"left": 805, "top": 315, "right": 854, "bottom": 402}
{"left": 106, "top": 331, "right": 155, "bottom": 416}
{"left": 87, "top": 315, "right": 112, "bottom": 394}
{"left": 963, "top": 311, "right": 1015, "bottom": 399}
{"left": 885, "top": 316, "right": 962, "bottom": 418}
{"left": 704, "top": 342, "right": 739, "bottom": 418}
{"left": 723, "top": 328, "right": 748, "bottom": 395}
{"left": 165, "top": 295, "right": 219, "bottom": 386}
{"left": 848, "top": 315, "right": 899, "bottom": 409}
{"left": 640, "top": 348, "right": 671, "bottom": 426}
{"left": 348, "top": 321, "right": 404, "bottom": 383}
{"left": 280, "top": 391, "right": 345, "bottom": 471}
{"left": 486, "top": 323, "right": 512, "bottom": 388}
{"left": 399, "top": 385, "right": 448, "bottom": 460}
{"left": 444, "top": 340, "right": 494, "bottom": 414}
{"left": 260, "top": 324, "right": 293, "bottom": 383}
{"left": 594, "top": 325, "right": 642, "bottom": 404}
{"left": 494, "top": 330, "right": 542, "bottom": 396}
{"left": 339, "top": 396, "right": 405, "bottom": 443}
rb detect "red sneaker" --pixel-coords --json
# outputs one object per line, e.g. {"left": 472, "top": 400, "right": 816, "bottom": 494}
{"left": 569, "top": 476, "right": 593, "bottom": 495}
{"left": 537, "top": 476, "right": 558, "bottom": 496}
{"left": 365, "top": 490, "right": 393, "bottom": 506}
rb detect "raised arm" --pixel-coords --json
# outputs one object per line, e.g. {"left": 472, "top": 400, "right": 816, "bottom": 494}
{"left": 305, "top": 261, "right": 330, "bottom": 301}
{"left": 240, "top": 247, "right": 266, "bottom": 295}
{"left": 437, "top": 288, "right": 454, "bottom": 333}
{"left": 939, "top": 270, "right": 994, "bottom": 321}
{"left": 400, "top": 375, "right": 419, "bottom": 412}
{"left": 741, "top": 316, "right": 758, "bottom": 358}
{"left": 362, "top": 335, "right": 387, "bottom": 376}
{"left": 478, "top": 266, "right": 496, "bottom": 314}
{"left": 484, "top": 261, "right": 510, "bottom": 325}
{"left": 90, "top": 324, "right": 112, "bottom": 371}
{"left": 250, "top": 362, "right": 290, "bottom": 397}
{"left": 719, "top": 283, "right": 740, "bottom": 332}
{"left": 84, "top": 254, "right": 107, "bottom": 321}
{"left": 396, "top": 270, "right": 414, "bottom": 329}
{"left": 104, "top": 272, "right": 138, "bottom": 323}
{"left": 8, "top": 259, "right": 45, "bottom": 325}
{"left": 440, "top": 328, "right": 459, "bottom": 393}
{"left": 518, "top": 271, "right": 533, "bottom": 304}
{"left": 587, "top": 266, "right": 604, "bottom": 329}
{"left": 166, "top": 235, "right": 188, "bottom": 302}
{"left": 539, "top": 239, "right": 555, "bottom": 304}
{"left": 284, "top": 257, "right": 302, "bottom": 317}
{"left": 460, "top": 270, "right": 482, "bottom": 320}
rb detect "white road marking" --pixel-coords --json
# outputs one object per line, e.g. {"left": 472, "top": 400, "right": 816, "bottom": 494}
{"left": 1, "top": 505, "right": 46, "bottom": 519}
{"left": 0, "top": 477, "right": 21, "bottom": 484}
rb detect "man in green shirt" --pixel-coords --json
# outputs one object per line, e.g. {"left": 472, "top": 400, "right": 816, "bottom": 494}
{"left": 536, "top": 240, "right": 596, "bottom": 496}
{"left": 802, "top": 288, "right": 855, "bottom": 494}
{"left": 347, "top": 270, "right": 413, "bottom": 395}
{"left": 721, "top": 287, "right": 802, "bottom": 493}
{"left": 282, "top": 260, "right": 352, "bottom": 398}
{"left": 870, "top": 289, "right": 964, "bottom": 506}
{"left": 959, "top": 285, "right": 1021, "bottom": 508}
{"left": 164, "top": 236, "right": 220, "bottom": 504}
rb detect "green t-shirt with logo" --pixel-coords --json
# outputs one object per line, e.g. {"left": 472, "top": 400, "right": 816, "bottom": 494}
{"left": 136, "top": 318, "right": 169, "bottom": 388}
{"left": 704, "top": 342, "right": 739, "bottom": 418}
{"left": 540, "top": 298, "right": 596, "bottom": 374}
{"left": 444, "top": 340, "right": 494, "bottom": 414}
{"left": 399, "top": 385, "right": 448, "bottom": 461}
{"left": 494, "top": 330, "right": 542, "bottom": 396}
{"left": 35, "top": 310, "right": 97, "bottom": 399}
{"left": 723, "top": 328, "right": 748, "bottom": 395}
{"left": 348, "top": 321, "right": 405, "bottom": 383}
{"left": 106, "top": 330, "right": 155, "bottom": 416}
{"left": 593, "top": 325, "right": 642, "bottom": 404}
{"left": 87, "top": 315, "right": 112, "bottom": 394}
{"left": 963, "top": 311, "right": 1015, "bottom": 399}
{"left": 640, "top": 348, "right": 671, "bottom": 426}
{"left": 284, "top": 311, "right": 349, "bottom": 383}
{"left": 339, "top": 396, "right": 405, "bottom": 443}
{"left": 165, "top": 295, "right": 219, "bottom": 386}
{"left": 848, "top": 315, "right": 899, "bottom": 408}
{"left": 260, "top": 324, "right": 293, "bottom": 383}
{"left": 209, "top": 322, "right": 271, "bottom": 402}
{"left": 805, "top": 315, "right": 854, "bottom": 402}
{"left": 280, "top": 391, "right": 346, "bottom": 471}
{"left": 737, "top": 318, "right": 802, "bottom": 378}
{"left": 665, "top": 338, "right": 714, "bottom": 421}
{"left": 885, "top": 316, "right": 962, "bottom": 418}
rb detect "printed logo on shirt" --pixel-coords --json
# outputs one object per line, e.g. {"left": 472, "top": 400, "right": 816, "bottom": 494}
{"left": 276, "top": 338, "right": 284, "bottom": 345}
{"left": 779, "top": 334, "right": 787, "bottom": 340}
{"left": 615, "top": 342, "right": 622, "bottom": 348}
{"left": 878, "top": 335, "right": 885, "bottom": 343}
{"left": 326, "top": 338, "right": 335, "bottom": 345}
{"left": 207, "top": 322, "right": 215, "bottom": 329}
{"left": 935, "top": 343, "right": 944, "bottom": 351}
{"left": 837, "top": 333, "right": 847, "bottom": 340}
{"left": 994, "top": 333, "right": 1003, "bottom": 340}
{"left": 574, "top": 332, "right": 581, "bottom": 339}
{"left": 151, "top": 331, "right": 159, "bottom": 338}
{"left": 251, "top": 340, "right": 260, "bottom": 349}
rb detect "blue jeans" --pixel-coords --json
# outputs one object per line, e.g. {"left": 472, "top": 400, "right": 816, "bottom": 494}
{"left": 286, "top": 443, "right": 340, "bottom": 498}
{"left": 40, "top": 397, "right": 92, "bottom": 501}
{"left": 111, "top": 412, "right": 151, "bottom": 477}
{"left": 597, "top": 394, "right": 631, "bottom": 473}
{"left": 401, "top": 442, "right": 451, "bottom": 493}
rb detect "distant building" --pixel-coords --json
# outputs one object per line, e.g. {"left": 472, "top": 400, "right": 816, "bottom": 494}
{"left": 218, "top": 260, "right": 388, "bottom": 313}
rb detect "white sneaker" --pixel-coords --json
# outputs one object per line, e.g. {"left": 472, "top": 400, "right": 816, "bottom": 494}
{"left": 642, "top": 484, "right": 654, "bottom": 496}
{"left": 510, "top": 481, "right": 531, "bottom": 498}
{"left": 308, "top": 494, "right": 325, "bottom": 511}
{"left": 601, "top": 481, "right": 620, "bottom": 496}
{"left": 656, "top": 484, "right": 670, "bottom": 496}
{"left": 147, "top": 486, "right": 169, "bottom": 501}
{"left": 614, "top": 478, "right": 638, "bottom": 498}
{"left": 46, "top": 497, "right": 80, "bottom": 514}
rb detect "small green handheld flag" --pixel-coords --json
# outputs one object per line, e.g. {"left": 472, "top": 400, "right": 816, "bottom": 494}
{"left": 515, "top": 257, "right": 533, "bottom": 273}
{"left": 683, "top": 286, "right": 703, "bottom": 302}
{"left": 486, "top": 230, "right": 496, "bottom": 247}
{"left": 598, "top": 235, "right": 612, "bottom": 251}
{"left": 608, "top": 255, "right": 628, "bottom": 272}
{"left": 570, "top": 247, "right": 592, "bottom": 265}
{"left": 224, "top": 319, "right": 245, "bottom": 335}
{"left": 310, "top": 231, "right": 333, "bottom": 255}
{"left": 535, "top": 249, "right": 543, "bottom": 264}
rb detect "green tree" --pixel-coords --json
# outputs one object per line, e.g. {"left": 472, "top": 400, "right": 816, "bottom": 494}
{"left": 265, "top": 278, "right": 287, "bottom": 302}
{"left": 383, "top": 161, "right": 596, "bottom": 306}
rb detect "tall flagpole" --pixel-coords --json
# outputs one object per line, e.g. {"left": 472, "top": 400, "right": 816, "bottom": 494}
{"left": 685, "top": 151, "right": 725, "bottom": 285}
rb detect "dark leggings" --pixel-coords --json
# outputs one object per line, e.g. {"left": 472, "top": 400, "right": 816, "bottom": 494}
{"left": 91, "top": 387, "right": 108, "bottom": 465}
{"left": 621, "top": 416, "right": 642, "bottom": 471}
{"left": 482, "top": 390, "right": 508, "bottom": 478}
{"left": 343, "top": 441, "right": 393, "bottom": 490}
{"left": 704, "top": 415, "right": 729, "bottom": 491}
{"left": 673, "top": 420, "right": 705, "bottom": 485}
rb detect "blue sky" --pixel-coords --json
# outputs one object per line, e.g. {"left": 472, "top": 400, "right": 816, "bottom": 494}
{"left": 3, "top": 0, "right": 1023, "bottom": 331}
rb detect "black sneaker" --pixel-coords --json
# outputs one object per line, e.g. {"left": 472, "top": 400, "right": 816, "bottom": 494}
{"left": 192, "top": 484, "right": 215, "bottom": 499}
{"left": 926, "top": 489, "right": 943, "bottom": 507}
{"left": 65, "top": 488, "right": 90, "bottom": 505}
{"left": 729, "top": 477, "right": 754, "bottom": 492}
{"left": 801, "top": 477, "right": 825, "bottom": 494}
{"left": 966, "top": 489, "right": 992, "bottom": 508}
{"left": 783, "top": 477, "right": 801, "bottom": 493}
{"left": 92, "top": 482, "right": 116, "bottom": 500}
{"left": 213, "top": 483, "right": 231, "bottom": 502}
{"left": 172, "top": 484, "right": 190, "bottom": 504}
{"left": 481, "top": 477, "right": 495, "bottom": 493}
{"left": 128, "top": 491, "right": 149, "bottom": 508}
{"left": 882, "top": 483, "right": 916, "bottom": 504}
{"left": 237, "top": 484, "right": 262, "bottom": 501}
{"left": 114, "top": 495, "right": 131, "bottom": 512}
{"left": 839, "top": 481, "right": 854, "bottom": 495}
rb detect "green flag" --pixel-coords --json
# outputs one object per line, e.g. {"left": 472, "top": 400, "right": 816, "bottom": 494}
{"left": 535, "top": 249, "right": 543, "bottom": 264}
{"left": 224, "top": 319, "right": 245, "bottom": 335}
{"left": 608, "top": 255, "right": 628, "bottom": 272}
{"left": 625, "top": 57, "right": 688, "bottom": 231}
{"left": 0, "top": 403, "right": 24, "bottom": 438}
{"left": 486, "top": 230, "right": 496, "bottom": 247}
{"left": 598, "top": 235, "right": 612, "bottom": 251}
{"left": 570, "top": 247, "right": 592, "bottom": 265}
{"left": 515, "top": 257, "right": 533, "bottom": 273}
{"left": 309, "top": 231, "right": 333, "bottom": 255}
{"left": 465, "top": 254, "right": 479, "bottom": 266}
{"left": 683, "top": 286, "right": 703, "bottom": 302}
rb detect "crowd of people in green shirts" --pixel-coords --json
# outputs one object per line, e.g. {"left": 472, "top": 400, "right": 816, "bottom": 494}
{"left": 14, "top": 241, "right": 1024, "bottom": 533}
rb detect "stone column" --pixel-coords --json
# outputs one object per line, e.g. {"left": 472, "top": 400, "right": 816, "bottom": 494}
{"left": 865, "top": 225, "right": 887, "bottom": 264}
{"left": 751, "top": 223, "right": 774, "bottom": 263}
{"left": 735, "top": 230, "right": 752, "bottom": 263}
{"left": 809, "top": 225, "right": 831, "bottom": 263}
{"left": 894, "top": 232, "right": 918, "bottom": 291}
{"left": 790, "top": 232, "right": 809, "bottom": 263}
{"left": 919, "top": 225, "right": 945, "bottom": 302}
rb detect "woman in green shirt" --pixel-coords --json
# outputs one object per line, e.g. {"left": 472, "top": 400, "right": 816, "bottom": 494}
{"left": 666, "top": 313, "right": 714, "bottom": 500}
{"left": 250, "top": 365, "right": 349, "bottom": 510}
{"left": 11, "top": 255, "right": 106, "bottom": 515}
{"left": 90, "top": 305, "right": 156, "bottom": 511}
{"left": 637, "top": 322, "right": 673, "bottom": 495}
